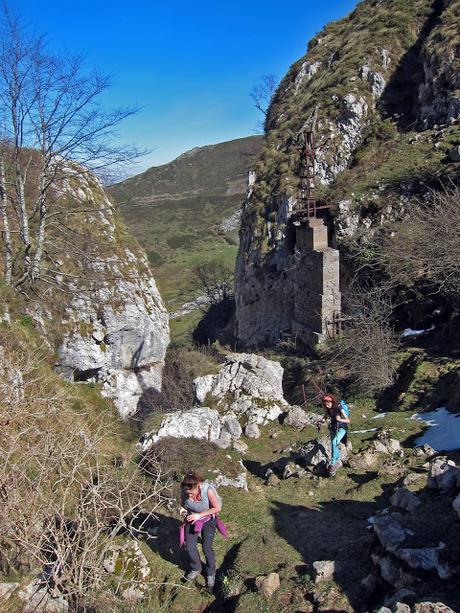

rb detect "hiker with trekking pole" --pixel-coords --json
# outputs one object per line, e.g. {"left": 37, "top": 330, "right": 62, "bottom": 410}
{"left": 320, "top": 394, "right": 351, "bottom": 477}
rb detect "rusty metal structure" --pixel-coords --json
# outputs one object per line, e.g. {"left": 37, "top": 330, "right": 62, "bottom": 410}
{"left": 291, "top": 108, "right": 333, "bottom": 219}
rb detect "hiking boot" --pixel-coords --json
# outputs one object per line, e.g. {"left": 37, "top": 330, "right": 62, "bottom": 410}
{"left": 328, "top": 464, "right": 338, "bottom": 477}
{"left": 184, "top": 570, "right": 200, "bottom": 582}
{"left": 206, "top": 574, "right": 215, "bottom": 589}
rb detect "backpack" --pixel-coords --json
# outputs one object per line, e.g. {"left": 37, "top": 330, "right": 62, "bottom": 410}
{"left": 340, "top": 399, "right": 350, "bottom": 420}
{"left": 339, "top": 400, "right": 350, "bottom": 444}
{"left": 200, "top": 481, "right": 222, "bottom": 509}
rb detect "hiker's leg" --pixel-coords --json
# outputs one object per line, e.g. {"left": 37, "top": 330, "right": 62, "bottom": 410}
{"left": 332, "top": 428, "right": 347, "bottom": 465}
{"left": 201, "top": 518, "right": 217, "bottom": 576}
{"left": 185, "top": 524, "right": 202, "bottom": 572}
{"left": 336, "top": 428, "right": 347, "bottom": 446}
{"left": 331, "top": 428, "right": 347, "bottom": 465}
{"left": 330, "top": 431, "right": 339, "bottom": 465}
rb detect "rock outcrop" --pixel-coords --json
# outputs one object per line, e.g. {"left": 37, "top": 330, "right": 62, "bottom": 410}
{"left": 193, "top": 353, "right": 289, "bottom": 425}
{"left": 369, "top": 455, "right": 460, "bottom": 603}
{"left": 299, "top": 435, "right": 350, "bottom": 474}
{"left": 49, "top": 168, "right": 169, "bottom": 418}
{"left": 234, "top": 0, "right": 460, "bottom": 349}
{"left": 140, "top": 406, "right": 245, "bottom": 451}
{"left": 141, "top": 352, "right": 294, "bottom": 452}
{"left": 283, "top": 405, "right": 323, "bottom": 429}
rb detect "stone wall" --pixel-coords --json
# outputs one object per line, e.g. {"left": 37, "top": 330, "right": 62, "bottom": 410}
{"left": 235, "top": 217, "right": 341, "bottom": 348}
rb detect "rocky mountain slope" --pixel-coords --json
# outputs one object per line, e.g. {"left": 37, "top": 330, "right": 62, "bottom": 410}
{"left": 2, "top": 166, "right": 170, "bottom": 419}
{"left": 110, "top": 136, "right": 263, "bottom": 314}
{"left": 235, "top": 0, "right": 460, "bottom": 347}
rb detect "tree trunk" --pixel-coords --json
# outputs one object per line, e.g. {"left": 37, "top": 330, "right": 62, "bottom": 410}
{"left": 0, "top": 158, "right": 13, "bottom": 285}
{"left": 30, "top": 176, "right": 47, "bottom": 282}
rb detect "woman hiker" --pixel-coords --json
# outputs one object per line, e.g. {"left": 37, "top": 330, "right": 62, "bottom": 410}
{"left": 321, "top": 394, "right": 351, "bottom": 477}
{"left": 179, "top": 471, "right": 226, "bottom": 588}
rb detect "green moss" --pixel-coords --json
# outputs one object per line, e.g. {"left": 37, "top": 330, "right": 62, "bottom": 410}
{"left": 19, "top": 314, "right": 34, "bottom": 327}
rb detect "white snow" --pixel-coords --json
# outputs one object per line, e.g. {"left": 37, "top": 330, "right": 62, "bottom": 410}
{"left": 401, "top": 325, "right": 435, "bottom": 338}
{"left": 411, "top": 407, "right": 460, "bottom": 451}
{"left": 372, "top": 413, "right": 388, "bottom": 420}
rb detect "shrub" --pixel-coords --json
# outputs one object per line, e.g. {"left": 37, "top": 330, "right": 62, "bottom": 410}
{"left": 141, "top": 437, "right": 240, "bottom": 482}
{"left": 376, "top": 186, "right": 460, "bottom": 299}
{"left": 140, "top": 345, "right": 220, "bottom": 420}
{"left": 0, "top": 329, "right": 171, "bottom": 608}
{"left": 325, "top": 288, "right": 399, "bottom": 395}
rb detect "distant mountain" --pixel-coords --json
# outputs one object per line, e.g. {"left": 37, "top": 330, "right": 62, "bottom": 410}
{"left": 109, "top": 135, "right": 263, "bottom": 316}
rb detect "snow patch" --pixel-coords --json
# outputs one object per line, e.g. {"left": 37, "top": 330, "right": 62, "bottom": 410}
{"left": 411, "top": 407, "right": 460, "bottom": 451}
{"left": 401, "top": 325, "right": 435, "bottom": 338}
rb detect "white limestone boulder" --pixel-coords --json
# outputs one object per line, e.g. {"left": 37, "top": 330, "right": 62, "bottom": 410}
{"left": 193, "top": 353, "right": 288, "bottom": 426}
{"left": 394, "top": 544, "right": 451, "bottom": 580}
{"left": 373, "top": 515, "right": 409, "bottom": 553}
{"left": 52, "top": 170, "right": 169, "bottom": 420}
{"left": 141, "top": 407, "right": 221, "bottom": 450}
{"left": 427, "top": 457, "right": 459, "bottom": 491}
{"left": 390, "top": 488, "right": 421, "bottom": 513}
{"left": 283, "top": 405, "right": 323, "bottom": 429}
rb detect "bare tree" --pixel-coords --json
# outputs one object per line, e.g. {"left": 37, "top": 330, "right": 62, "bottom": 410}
{"left": 189, "top": 261, "right": 234, "bottom": 312}
{"left": 0, "top": 4, "right": 145, "bottom": 289}
{"left": 250, "top": 74, "right": 278, "bottom": 133}
{"left": 250, "top": 74, "right": 278, "bottom": 116}
{"left": 326, "top": 287, "right": 399, "bottom": 395}
{"left": 375, "top": 186, "right": 460, "bottom": 298}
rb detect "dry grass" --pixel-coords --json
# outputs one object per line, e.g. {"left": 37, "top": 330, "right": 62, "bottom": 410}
{"left": 0, "top": 327, "right": 172, "bottom": 609}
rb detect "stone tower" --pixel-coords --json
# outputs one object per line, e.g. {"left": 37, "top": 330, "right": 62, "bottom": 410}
{"left": 289, "top": 117, "right": 341, "bottom": 346}
{"left": 290, "top": 216, "right": 341, "bottom": 346}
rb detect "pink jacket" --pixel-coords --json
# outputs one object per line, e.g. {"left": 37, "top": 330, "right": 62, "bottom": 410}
{"left": 179, "top": 515, "right": 228, "bottom": 547}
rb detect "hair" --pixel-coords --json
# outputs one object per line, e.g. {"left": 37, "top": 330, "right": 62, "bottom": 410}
{"left": 180, "top": 470, "right": 204, "bottom": 490}
{"left": 321, "top": 394, "right": 340, "bottom": 411}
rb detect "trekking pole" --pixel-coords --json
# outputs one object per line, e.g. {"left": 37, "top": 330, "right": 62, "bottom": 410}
{"left": 300, "top": 384, "right": 307, "bottom": 408}
{"left": 310, "top": 378, "right": 323, "bottom": 396}
{"left": 316, "top": 421, "right": 321, "bottom": 442}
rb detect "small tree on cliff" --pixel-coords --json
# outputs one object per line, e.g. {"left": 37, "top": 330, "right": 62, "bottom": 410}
{"left": 250, "top": 74, "right": 278, "bottom": 133}
{"left": 375, "top": 186, "right": 460, "bottom": 300}
{"left": 0, "top": 5, "right": 144, "bottom": 289}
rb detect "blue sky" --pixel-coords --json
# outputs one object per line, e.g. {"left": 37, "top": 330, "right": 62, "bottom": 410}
{"left": 14, "top": 0, "right": 358, "bottom": 173}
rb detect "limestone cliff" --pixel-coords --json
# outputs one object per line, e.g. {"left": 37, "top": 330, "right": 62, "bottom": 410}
{"left": 28, "top": 166, "right": 170, "bottom": 418}
{"left": 235, "top": 0, "right": 460, "bottom": 347}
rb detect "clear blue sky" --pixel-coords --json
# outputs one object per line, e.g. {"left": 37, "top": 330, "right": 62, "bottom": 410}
{"left": 13, "top": 0, "right": 358, "bottom": 173}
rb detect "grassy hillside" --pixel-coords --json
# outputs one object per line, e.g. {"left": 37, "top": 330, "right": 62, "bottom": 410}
{"left": 109, "top": 136, "right": 263, "bottom": 314}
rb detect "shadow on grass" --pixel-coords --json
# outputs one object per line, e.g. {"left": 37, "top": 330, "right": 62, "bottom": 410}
{"left": 203, "top": 542, "right": 243, "bottom": 613}
{"left": 243, "top": 450, "right": 304, "bottom": 480}
{"left": 269, "top": 489, "right": 392, "bottom": 611}
{"left": 144, "top": 513, "right": 185, "bottom": 568}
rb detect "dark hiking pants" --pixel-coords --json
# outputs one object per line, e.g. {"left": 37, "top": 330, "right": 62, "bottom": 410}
{"left": 185, "top": 516, "right": 216, "bottom": 575}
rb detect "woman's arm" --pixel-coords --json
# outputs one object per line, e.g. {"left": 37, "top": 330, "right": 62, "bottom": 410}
{"left": 200, "top": 488, "right": 221, "bottom": 517}
{"left": 336, "top": 408, "right": 350, "bottom": 424}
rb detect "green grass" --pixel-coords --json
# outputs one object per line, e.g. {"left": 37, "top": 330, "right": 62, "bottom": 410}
{"left": 138, "top": 397, "right": 438, "bottom": 612}
{"left": 110, "top": 136, "right": 263, "bottom": 313}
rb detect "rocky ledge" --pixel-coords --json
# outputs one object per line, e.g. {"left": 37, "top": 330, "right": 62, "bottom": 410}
{"left": 50, "top": 168, "right": 169, "bottom": 418}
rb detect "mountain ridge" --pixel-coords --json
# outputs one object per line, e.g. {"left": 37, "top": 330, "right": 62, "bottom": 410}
{"left": 109, "top": 135, "right": 263, "bottom": 322}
